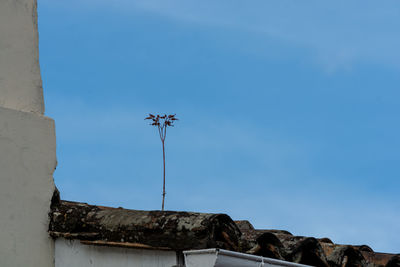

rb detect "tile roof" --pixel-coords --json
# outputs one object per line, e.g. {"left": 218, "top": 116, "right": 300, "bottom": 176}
{"left": 49, "top": 200, "right": 241, "bottom": 251}
{"left": 235, "top": 220, "right": 398, "bottom": 267}
{"left": 49, "top": 193, "right": 399, "bottom": 267}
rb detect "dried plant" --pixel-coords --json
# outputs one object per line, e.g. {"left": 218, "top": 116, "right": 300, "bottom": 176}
{"left": 145, "top": 113, "right": 178, "bottom": 211}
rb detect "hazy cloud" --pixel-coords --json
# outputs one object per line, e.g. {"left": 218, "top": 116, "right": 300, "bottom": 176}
{"left": 45, "top": 0, "right": 400, "bottom": 71}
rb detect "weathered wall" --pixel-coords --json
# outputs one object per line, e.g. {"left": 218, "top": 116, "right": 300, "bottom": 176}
{"left": 55, "top": 239, "right": 178, "bottom": 267}
{"left": 0, "top": 0, "right": 44, "bottom": 114}
{"left": 0, "top": 106, "right": 56, "bottom": 267}
{"left": 0, "top": 0, "right": 56, "bottom": 266}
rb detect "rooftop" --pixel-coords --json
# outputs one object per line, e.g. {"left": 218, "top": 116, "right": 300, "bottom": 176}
{"left": 49, "top": 192, "right": 399, "bottom": 267}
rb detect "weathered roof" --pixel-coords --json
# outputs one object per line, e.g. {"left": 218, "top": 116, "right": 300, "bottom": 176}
{"left": 49, "top": 195, "right": 399, "bottom": 267}
{"left": 235, "top": 220, "right": 399, "bottom": 267}
{"left": 49, "top": 199, "right": 241, "bottom": 251}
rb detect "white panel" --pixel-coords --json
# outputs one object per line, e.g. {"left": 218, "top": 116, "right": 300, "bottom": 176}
{"left": 184, "top": 249, "right": 311, "bottom": 267}
{"left": 215, "top": 254, "right": 260, "bottom": 267}
{"left": 55, "top": 239, "right": 177, "bottom": 267}
{"left": 184, "top": 253, "right": 217, "bottom": 267}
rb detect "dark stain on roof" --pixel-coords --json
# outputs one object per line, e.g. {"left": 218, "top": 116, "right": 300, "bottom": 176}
{"left": 49, "top": 199, "right": 241, "bottom": 251}
{"left": 49, "top": 195, "right": 399, "bottom": 267}
{"left": 236, "top": 220, "right": 398, "bottom": 267}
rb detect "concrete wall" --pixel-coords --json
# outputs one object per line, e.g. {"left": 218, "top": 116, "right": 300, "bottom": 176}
{"left": 0, "top": 106, "right": 57, "bottom": 267}
{"left": 55, "top": 239, "right": 178, "bottom": 267}
{"left": 0, "top": 0, "right": 56, "bottom": 266}
{"left": 0, "top": 0, "right": 44, "bottom": 114}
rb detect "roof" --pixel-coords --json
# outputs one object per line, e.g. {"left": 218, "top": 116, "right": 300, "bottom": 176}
{"left": 49, "top": 199, "right": 241, "bottom": 251}
{"left": 49, "top": 194, "right": 399, "bottom": 267}
{"left": 235, "top": 220, "right": 399, "bottom": 267}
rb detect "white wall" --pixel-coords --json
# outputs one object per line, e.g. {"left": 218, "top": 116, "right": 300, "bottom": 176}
{"left": 55, "top": 239, "right": 178, "bottom": 267}
{"left": 0, "top": 1, "right": 55, "bottom": 266}
{"left": 0, "top": 106, "right": 57, "bottom": 267}
{"left": 0, "top": 0, "right": 44, "bottom": 114}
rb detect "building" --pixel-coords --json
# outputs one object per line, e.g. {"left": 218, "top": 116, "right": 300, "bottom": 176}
{"left": 0, "top": 0, "right": 56, "bottom": 266}
{"left": 0, "top": 1, "right": 399, "bottom": 267}
{"left": 48, "top": 197, "right": 399, "bottom": 267}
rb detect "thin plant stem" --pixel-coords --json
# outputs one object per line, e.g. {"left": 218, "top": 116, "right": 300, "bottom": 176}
{"left": 145, "top": 113, "right": 178, "bottom": 211}
{"left": 162, "top": 140, "right": 166, "bottom": 211}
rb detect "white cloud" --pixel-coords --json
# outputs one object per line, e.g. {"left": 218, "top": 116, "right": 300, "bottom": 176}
{"left": 136, "top": 0, "right": 400, "bottom": 71}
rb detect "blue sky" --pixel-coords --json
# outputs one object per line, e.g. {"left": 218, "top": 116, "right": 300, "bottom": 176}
{"left": 38, "top": 0, "right": 399, "bottom": 253}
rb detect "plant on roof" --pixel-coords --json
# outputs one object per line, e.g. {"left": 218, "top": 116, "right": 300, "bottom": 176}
{"left": 145, "top": 113, "right": 178, "bottom": 211}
